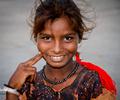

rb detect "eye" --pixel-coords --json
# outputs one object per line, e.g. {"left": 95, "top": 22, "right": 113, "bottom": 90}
{"left": 37, "top": 35, "right": 52, "bottom": 42}
{"left": 41, "top": 36, "right": 52, "bottom": 41}
{"left": 64, "top": 36, "right": 74, "bottom": 42}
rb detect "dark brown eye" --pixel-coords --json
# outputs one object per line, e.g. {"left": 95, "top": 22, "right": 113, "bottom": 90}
{"left": 41, "top": 36, "right": 52, "bottom": 41}
{"left": 37, "top": 33, "right": 52, "bottom": 42}
{"left": 64, "top": 36, "right": 74, "bottom": 42}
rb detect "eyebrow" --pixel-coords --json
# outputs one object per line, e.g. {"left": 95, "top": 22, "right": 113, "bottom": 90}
{"left": 62, "top": 32, "right": 77, "bottom": 37}
{"left": 38, "top": 32, "right": 52, "bottom": 36}
{"left": 65, "top": 32, "right": 76, "bottom": 35}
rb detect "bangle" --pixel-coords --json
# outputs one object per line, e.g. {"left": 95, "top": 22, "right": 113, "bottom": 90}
{"left": 3, "top": 84, "right": 19, "bottom": 95}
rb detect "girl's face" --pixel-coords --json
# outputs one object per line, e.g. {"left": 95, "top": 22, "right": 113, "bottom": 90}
{"left": 36, "top": 17, "right": 79, "bottom": 68}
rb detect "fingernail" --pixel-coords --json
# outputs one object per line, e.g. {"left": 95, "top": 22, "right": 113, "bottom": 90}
{"left": 38, "top": 52, "right": 41, "bottom": 54}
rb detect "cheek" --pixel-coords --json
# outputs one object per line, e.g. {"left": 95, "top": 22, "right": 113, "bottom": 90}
{"left": 37, "top": 42, "right": 48, "bottom": 54}
{"left": 64, "top": 43, "right": 78, "bottom": 54}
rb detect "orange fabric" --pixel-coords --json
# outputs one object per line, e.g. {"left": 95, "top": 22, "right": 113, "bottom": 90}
{"left": 75, "top": 53, "right": 117, "bottom": 95}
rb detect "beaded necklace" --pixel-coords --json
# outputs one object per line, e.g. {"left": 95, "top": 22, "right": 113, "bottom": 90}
{"left": 42, "top": 62, "right": 79, "bottom": 85}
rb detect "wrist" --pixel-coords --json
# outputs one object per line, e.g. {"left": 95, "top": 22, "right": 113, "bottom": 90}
{"left": 8, "top": 81, "right": 21, "bottom": 90}
{"left": 4, "top": 84, "right": 19, "bottom": 95}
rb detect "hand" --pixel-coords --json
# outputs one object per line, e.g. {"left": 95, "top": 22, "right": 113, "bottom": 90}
{"left": 91, "top": 88, "right": 116, "bottom": 100}
{"left": 8, "top": 53, "right": 42, "bottom": 89}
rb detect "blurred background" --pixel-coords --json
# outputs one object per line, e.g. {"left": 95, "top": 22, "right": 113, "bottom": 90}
{"left": 0, "top": 0, "right": 120, "bottom": 99}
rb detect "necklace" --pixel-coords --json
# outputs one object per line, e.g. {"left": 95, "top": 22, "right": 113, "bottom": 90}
{"left": 42, "top": 62, "right": 79, "bottom": 85}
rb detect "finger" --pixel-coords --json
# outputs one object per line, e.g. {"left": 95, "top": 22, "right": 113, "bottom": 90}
{"left": 26, "top": 70, "right": 36, "bottom": 82}
{"left": 24, "top": 53, "right": 42, "bottom": 65}
{"left": 24, "top": 66, "right": 37, "bottom": 72}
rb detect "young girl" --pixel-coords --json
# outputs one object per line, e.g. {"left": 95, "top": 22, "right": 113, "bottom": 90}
{"left": 6, "top": 0, "right": 116, "bottom": 99}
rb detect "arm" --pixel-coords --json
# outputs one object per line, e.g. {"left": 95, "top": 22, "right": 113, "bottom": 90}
{"left": 6, "top": 93, "right": 18, "bottom": 100}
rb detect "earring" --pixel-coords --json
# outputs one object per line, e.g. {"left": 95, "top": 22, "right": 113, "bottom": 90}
{"left": 73, "top": 54, "right": 76, "bottom": 61}
{"left": 73, "top": 52, "right": 80, "bottom": 61}
{"left": 75, "top": 52, "right": 81, "bottom": 62}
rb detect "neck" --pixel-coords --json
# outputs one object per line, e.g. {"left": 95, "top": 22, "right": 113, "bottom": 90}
{"left": 44, "top": 61, "right": 75, "bottom": 80}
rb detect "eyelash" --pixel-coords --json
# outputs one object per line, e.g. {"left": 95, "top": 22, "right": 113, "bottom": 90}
{"left": 40, "top": 36, "right": 52, "bottom": 41}
{"left": 64, "top": 36, "right": 74, "bottom": 42}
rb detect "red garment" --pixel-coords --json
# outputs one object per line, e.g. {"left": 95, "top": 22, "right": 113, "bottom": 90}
{"left": 75, "top": 53, "right": 117, "bottom": 95}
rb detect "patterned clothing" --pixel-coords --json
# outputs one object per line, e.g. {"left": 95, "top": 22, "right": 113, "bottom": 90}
{"left": 20, "top": 62, "right": 102, "bottom": 100}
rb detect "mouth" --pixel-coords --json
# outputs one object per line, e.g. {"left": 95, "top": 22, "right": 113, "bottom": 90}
{"left": 49, "top": 55, "right": 65, "bottom": 62}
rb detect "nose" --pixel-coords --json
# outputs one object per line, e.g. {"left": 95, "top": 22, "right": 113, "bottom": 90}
{"left": 53, "top": 40, "right": 62, "bottom": 54}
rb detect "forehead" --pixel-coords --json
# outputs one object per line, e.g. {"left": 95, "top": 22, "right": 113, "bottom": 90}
{"left": 43, "top": 17, "right": 73, "bottom": 33}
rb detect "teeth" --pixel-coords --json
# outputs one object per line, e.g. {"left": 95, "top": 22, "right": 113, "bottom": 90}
{"left": 50, "top": 56, "right": 64, "bottom": 62}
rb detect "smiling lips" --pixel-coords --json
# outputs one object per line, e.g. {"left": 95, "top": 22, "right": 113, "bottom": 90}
{"left": 50, "top": 55, "right": 65, "bottom": 62}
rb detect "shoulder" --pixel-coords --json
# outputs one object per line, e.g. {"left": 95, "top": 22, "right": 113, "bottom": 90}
{"left": 77, "top": 63, "right": 101, "bottom": 84}
{"left": 78, "top": 66, "right": 102, "bottom": 90}
{"left": 78, "top": 61, "right": 117, "bottom": 95}
{"left": 77, "top": 63, "right": 103, "bottom": 98}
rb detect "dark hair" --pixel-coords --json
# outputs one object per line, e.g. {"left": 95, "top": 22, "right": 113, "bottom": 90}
{"left": 29, "top": 0, "right": 95, "bottom": 41}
